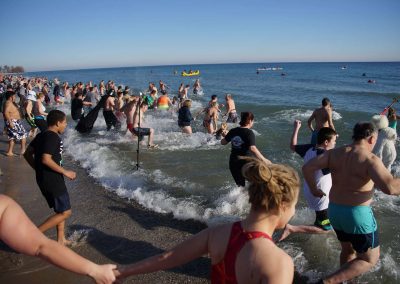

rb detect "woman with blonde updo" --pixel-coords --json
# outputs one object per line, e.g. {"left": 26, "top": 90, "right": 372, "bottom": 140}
{"left": 114, "top": 157, "right": 300, "bottom": 284}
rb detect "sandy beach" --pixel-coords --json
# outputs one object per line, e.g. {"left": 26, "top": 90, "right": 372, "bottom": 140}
{"left": 0, "top": 127, "right": 210, "bottom": 283}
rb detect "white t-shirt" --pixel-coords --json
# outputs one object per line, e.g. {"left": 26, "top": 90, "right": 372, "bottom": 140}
{"left": 295, "top": 144, "right": 331, "bottom": 211}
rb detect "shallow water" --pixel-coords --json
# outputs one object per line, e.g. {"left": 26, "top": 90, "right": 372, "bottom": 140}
{"left": 28, "top": 62, "right": 400, "bottom": 282}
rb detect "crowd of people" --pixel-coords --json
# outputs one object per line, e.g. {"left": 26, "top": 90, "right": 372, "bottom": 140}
{"left": 1, "top": 72, "right": 400, "bottom": 283}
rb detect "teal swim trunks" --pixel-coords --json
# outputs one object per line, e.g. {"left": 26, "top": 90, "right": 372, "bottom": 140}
{"left": 328, "top": 203, "right": 379, "bottom": 253}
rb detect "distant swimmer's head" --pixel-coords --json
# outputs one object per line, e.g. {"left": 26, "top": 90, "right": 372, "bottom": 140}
{"left": 242, "top": 157, "right": 300, "bottom": 228}
{"left": 352, "top": 122, "right": 378, "bottom": 148}
{"left": 239, "top": 111, "right": 254, "bottom": 127}
{"left": 322, "top": 97, "right": 331, "bottom": 107}
{"left": 211, "top": 95, "right": 217, "bottom": 101}
{"left": 371, "top": 114, "right": 389, "bottom": 130}
{"left": 317, "top": 127, "right": 337, "bottom": 150}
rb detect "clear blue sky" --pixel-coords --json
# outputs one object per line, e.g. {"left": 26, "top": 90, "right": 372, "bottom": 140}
{"left": 1, "top": 0, "right": 399, "bottom": 71}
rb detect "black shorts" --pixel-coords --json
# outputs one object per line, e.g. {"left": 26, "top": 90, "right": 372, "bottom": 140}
{"left": 334, "top": 229, "right": 379, "bottom": 254}
{"left": 42, "top": 191, "right": 71, "bottom": 213}
{"left": 131, "top": 127, "right": 151, "bottom": 137}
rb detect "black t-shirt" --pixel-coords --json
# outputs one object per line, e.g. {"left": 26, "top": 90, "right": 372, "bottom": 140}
{"left": 30, "top": 130, "right": 67, "bottom": 197}
{"left": 224, "top": 127, "right": 256, "bottom": 158}
{"left": 71, "top": 98, "right": 84, "bottom": 120}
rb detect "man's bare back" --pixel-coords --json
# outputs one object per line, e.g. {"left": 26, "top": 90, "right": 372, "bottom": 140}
{"left": 308, "top": 106, "right": 334, "bottom": 131}
{"left": 325, "top": 145, "right": 376, "bottom": 206}
{"left": 303, "top": 124, "right": 400, "bottom": 207}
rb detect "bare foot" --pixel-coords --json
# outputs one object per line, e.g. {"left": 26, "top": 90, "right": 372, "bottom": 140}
{"left": 5, "top": 152, "right": 17, "bottom": 157}
{"left": 147, "top": 144, "right": 159, "bottom": 149}
{"left": 278, "top": 224, "right": 292, "bottom": 242}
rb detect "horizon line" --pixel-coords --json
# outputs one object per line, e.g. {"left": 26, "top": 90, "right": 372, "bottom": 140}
{"left": 25, "top": 60, "right": 400, "bottom": 73}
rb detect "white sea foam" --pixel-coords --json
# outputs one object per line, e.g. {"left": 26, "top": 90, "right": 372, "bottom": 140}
{"left": 264, "top": 109, "right": 342, "bottom": 123}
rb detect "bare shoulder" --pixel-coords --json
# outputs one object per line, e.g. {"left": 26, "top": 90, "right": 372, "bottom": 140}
{"left": 255, "top": 242, "right": 294, "bottom": 281}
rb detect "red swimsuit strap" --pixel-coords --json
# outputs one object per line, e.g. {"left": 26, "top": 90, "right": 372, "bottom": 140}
{"left": 211, "top": 221, "right": 273, "bottom": 284}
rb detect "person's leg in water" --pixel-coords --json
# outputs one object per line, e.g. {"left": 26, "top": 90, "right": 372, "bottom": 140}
{"left": 322, "top": 244, "right": 379, "bottom": 283}
{"left": 147, "top": 128, "right": 157, "bottom": 147}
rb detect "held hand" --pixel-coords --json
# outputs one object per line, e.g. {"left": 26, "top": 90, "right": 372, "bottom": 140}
{"left": 89, "top": 264, "right": 117, "bottom": 284}
{"left": 64, "top": 170, "right": 77, "bottom": 180}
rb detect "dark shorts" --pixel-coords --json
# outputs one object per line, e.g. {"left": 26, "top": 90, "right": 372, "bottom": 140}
{"left": 131, "top": 127, "right": 151, "bottom": 137}
{"left": 42, "top": 191, "right": 71, "bottom": 213}
{"left": 314, "top": 209, "right": 332, "bottom": 231}
{"left": 329, "top": 203, "right": 379, "bottom": 253}
{"left": 311, "top": 130, "right": 318, "bottom": 145}
{"left": 226, "top": 112, "right": 238, "bottom": 123}
{"left": 178, "top": 121, "right": 191, "bottom": 127}
{"left": 334, "top": 229, "right": 379, "bottom": 254}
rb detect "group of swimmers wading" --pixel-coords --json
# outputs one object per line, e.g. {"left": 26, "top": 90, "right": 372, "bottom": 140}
{"left": 2, "top": 73, "right": 400, "bottom": 283}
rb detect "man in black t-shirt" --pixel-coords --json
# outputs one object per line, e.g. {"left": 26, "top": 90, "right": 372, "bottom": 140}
{"left": 24, "top": 110, "right": 76, "bottom": 245}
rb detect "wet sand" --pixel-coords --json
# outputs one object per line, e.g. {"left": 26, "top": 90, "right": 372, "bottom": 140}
{"left": 0, "top": 131, "right": 210, "bottom": 283}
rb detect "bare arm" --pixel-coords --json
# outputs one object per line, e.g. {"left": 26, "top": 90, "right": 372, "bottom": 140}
{"left": 116, "top": 228, "right": 211, "bottom": 279}
{"left": 307, "top": 112, "right": 315, "bottom": 131}
{"left": 290, "top": 120, "right": 301, "bottom": 151}
{"left": 250, "top": 145, "right": 272, "bottom": 165}
{"left": 23, "top": 146, "right": 36, "bottom": 169}
{"left": 368, "top": 155, "right": 400, "bottom": 195}
{"left": 42, "top": 154, "right": 76, "bottom": 180}
{"left": 0, "top": 195, "right": 116, "bottom": 284}
{"left": 302, "top": 151, "right": 330, "bottom": 197}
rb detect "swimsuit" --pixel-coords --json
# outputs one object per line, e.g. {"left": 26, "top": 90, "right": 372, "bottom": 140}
{"left": 328, "top": 203, "right": 379, "bottom": 253}
{"left": 211, "top": 221, "right": 273, "bottom": 283}
{"left": 5, "top": 119, "right": 27, "bottom": 141}
{"left": 226, "top": 111, "right": 238, "bottom": 123}
{"left": 388, "top": 120, "right": 397, "bottom": 130}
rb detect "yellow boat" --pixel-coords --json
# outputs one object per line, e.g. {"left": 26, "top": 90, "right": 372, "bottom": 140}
{"left": 181, "top": 70, "right": 200, "bottom": 77}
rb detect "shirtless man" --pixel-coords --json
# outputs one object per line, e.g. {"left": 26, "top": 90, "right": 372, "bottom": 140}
{"left": 130, "top": 101, "right": 157, "bottom": 148}
{"left": 303, "top": 122, "right": 400, "bottom": 283}
{"left": 3, "top": 91, "right": 27, "bottom": 156}
{"left": 223, "top": 94, "right": 238, "bottom": 123}
{"left": 203, "top": 102, "right": 219, "bottom": 134}
{"left": 308, "top": 97, "right": 335, "bottom": 144}
{"left": 103, "top": 93, "right": 120, "bottom": 131}
{"left": 123, "top": 96, "right": 139, "bottom": 133}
